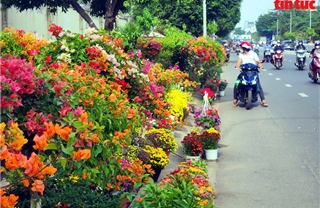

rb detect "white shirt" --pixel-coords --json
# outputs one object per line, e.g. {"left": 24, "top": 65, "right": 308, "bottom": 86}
{"left": 239, "top": 51, "right": 259, "bottom": 64}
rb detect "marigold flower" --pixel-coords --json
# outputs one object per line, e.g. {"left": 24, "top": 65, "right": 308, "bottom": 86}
{"left": 31, "top": 180, "right": 45, "bottom": 195}
{"left": 33, "top": 134, "right": 48, "bottom": 150}
{"left": 72, "top": 149, "right": 91, "bottom": 161}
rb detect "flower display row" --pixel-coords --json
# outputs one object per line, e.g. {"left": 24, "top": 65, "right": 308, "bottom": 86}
{"left": 132, "top": 159, "right": 215, "bottom": 208}
{"left": 0, "top": 25, "right": 196, "bottom": 207}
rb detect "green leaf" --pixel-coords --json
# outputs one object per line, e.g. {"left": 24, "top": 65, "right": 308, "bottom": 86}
{"left": 46, "top": 143, "right": 57, "bottom": 150}
{"left": 59, "top": 157, "right": 67, "bottom": 169}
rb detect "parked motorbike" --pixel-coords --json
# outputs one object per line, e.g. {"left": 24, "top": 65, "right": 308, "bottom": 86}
{"left": 308, "top": 50, "right": 320, "bottom": 83}
{"left": 235, "top": 63, "right": 260, "bottom": 110}
{"left": 295, "top": 49, "right": 306, "bottom": 70}
{"left": 271, "top": 50, "right": 283, "bottom": 69}
{"left": 264, "top": 49, "right": 271, "bottom": 62}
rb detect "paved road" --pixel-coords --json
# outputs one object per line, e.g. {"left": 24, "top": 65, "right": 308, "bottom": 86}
{"left": 214, "top": 50, "right": 320, "bottom": 208}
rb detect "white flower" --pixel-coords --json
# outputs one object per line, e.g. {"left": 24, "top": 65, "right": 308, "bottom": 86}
{"left": 57, "top": 53, "right": 71, "bottom": 63}
{"left": 84, "top": 27, "right": 97, "bottom": 36}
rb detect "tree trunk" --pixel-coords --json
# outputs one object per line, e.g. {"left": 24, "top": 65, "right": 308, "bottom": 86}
{"left": 104, "top": 0, "right": 124, "bottom": 30}
{"left": 70, "top": 0, "right": 98, "bottom": 29}
{"left": 1, "top": 9, "right": 8, "bottom": 30}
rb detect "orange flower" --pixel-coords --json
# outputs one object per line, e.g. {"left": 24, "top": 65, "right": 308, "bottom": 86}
{"left": 0, "top": 192, "right": 19, "bottom": 208}
{"left": 44, "top": 122, "right": 56, "bottom": 138}
{"left": 31, "top": 180, "right": 45, "bottom": 195}
{"left": 0, "top": 145, "right": 9, "bottom": 160}
{"left": 72, "top": 149, "right": 91, "bottom": 161}
{"left": 55, "top": 125, "right": 72, "bottom": 141}
{"left": 79, "top": 112, "right": 88, "bottom": 122}
{"left": 0, "top": 123, "right": 5, "bottom": 134}
{"left": 108, "top": 93, "right": 116, "bottom": 102}
{"left": 126, "top": 108, "right": 136, "bottom": 119}
{"left": 5, "top": 152, "right": 27, "bottom": 170}
{"left": 24, "top": 152, "right": 42, "bottom": 177}
{"left": 21, "top": 179, "right": 30, "bottom": 187}
{"left": 82, "top": 172, "right": 88, "bottom": 179}
{"left": 41, "top": 166, "right": 57, "bottom": 176}
{"left": 91, "top": 134, "right": 100, "bottom": 143}
{"left": 33, "top": 134, "right": 48, "bottom": 150}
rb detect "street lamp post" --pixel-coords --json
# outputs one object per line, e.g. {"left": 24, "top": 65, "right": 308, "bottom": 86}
{"left": 203, "top": 0, "right": 207, "bottom": 36}
{"left": 290, "top": 11, "right": 292, "bottom": 33}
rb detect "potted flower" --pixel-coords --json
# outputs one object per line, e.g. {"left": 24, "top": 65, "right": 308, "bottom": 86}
{"left": 181, "top": 132, "right": 203, "bottom": 160}
{"left": 199, "top": 128, "right": 221, "bottom": 160}
{"left": 194, "top": 107, "right": 221, "bottom": 130}
{"left": 200, "top": 87, "right": 215, "bottom": 103}
{"left": 145, "top": 128, "right": 178, "bottom": 154}
{"left": 218, "top": 79, "right": 228, "bottom": 96}
{"left": 143, "top": 145, "right": 170, "bottom": 182}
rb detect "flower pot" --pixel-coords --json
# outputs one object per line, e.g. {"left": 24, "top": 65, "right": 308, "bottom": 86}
{"left": 151, "top": 166, "right": 162, "bottom": 182}
{"left": 185, "top": 155, "right": 201, "bottom": 161}
{"left": 204, "top": 149, "right": 218, "bottom": 160}
{"left": 219, "top": 90, "right": 225, "bottom": 97}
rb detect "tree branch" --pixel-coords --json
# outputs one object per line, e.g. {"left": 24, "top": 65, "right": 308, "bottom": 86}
{"left": 70, "top": 0, "right": 98, "bottom": 29}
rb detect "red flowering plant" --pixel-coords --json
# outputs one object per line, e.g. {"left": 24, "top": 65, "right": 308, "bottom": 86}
{"left": 200, "top": 88, "right": 215, "bottom": 99}
{"left": 136, "top": 37, "right": 162, "bottom": 61}
{"left": 181, "top": 132, "right": 203, "bottom": 156}
{"left": 199, "top": 128, "right": 221, "bottom": 150}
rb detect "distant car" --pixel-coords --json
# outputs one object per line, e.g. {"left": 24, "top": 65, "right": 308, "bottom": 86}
{"left": 281, "top": 40, "right": 295, "bottom": 50}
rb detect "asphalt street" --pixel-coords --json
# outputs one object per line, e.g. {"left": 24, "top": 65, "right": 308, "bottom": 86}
{"left": 214, "top": 48, "right": 320, "bottom": 208}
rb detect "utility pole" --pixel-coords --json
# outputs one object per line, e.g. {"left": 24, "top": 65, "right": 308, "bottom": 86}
{"left": 203, "top": 0, "right": 207, "bottom": 37}
{"left": 309, "top": 10, "right": 312, "bottom": 28}
{"left": 290, "top": 11, "right": 292, "bottom": 33}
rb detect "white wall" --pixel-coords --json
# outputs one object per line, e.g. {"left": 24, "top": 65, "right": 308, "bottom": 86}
{"left": 1, "top": 6, "right": 126, "bottom": 39}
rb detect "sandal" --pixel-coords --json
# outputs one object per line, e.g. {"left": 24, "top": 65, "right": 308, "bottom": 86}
{"left": 232, "top": 99, "right": 238, "bottom": 107}
{"left": 261, "top": 101, "right": 269, "bottom": 107}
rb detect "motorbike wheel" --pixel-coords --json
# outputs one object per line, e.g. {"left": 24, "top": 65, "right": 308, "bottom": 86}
{"left": 245, "top": 90, "right": 252, "bottom": 110}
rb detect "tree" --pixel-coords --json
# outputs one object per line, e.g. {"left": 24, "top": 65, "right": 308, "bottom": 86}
{"left": 233, "top": 27, "right": 245, "bottom": 35}
{"left": 1, "top": 0, "right": 125, "bottom": 30}
{"left": 130, "top": 0, "right": 242, "bottom": 37}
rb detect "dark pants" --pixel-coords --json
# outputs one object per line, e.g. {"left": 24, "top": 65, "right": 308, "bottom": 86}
{"left": 233, "top": 75, "right": 265, "bottom": 101}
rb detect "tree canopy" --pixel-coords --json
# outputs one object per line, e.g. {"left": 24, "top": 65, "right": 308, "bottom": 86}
{"left": 255, "top": 8, "right": 320, "bottom": 40}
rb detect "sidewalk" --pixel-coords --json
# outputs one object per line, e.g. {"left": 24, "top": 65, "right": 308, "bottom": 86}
{"left": 158, "top": 90, "right": 220, "bottom": 196}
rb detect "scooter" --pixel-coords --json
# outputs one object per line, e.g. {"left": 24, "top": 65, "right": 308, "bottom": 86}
{"left": 295, "top": 49, "right": 306, "bottom": 70}
{"left": 308, "top": 50, "right": 320, "bottom": 83}
{"left": 254, "top": 48, "right": 259, "bottom": 56}
{"left": 235, "top": 63, "right": 260, "bottom": 110}
{"left": 235, "top": 47, "right": 240, "bottom": 55}
{"left": 271, "top": 50, "right": 283, "bottom": 70}
{"left": 264, "top": 49, "right": 271, "bottom": 62}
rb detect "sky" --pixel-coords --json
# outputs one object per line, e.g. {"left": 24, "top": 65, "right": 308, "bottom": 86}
{"left": 236, "top": 0, "right": 275, "bottom": 28}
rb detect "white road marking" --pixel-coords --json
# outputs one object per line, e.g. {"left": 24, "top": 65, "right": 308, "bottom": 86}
{"left": 268, "top": 73, "right": 273, "bottom": 75}
{"left": 298, "top": 93, "right": 309, "bottom": 97}
{"left": 275, "top": 78, "right": 281, "bottom": 80}
{"left": 285, "top": 84, "right": 292, "bottom": 87}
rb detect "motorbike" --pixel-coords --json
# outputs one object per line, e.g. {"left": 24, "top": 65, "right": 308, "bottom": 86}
{"left": 271, "top": 50, "right": 283, "bottom": 70}
{"left": 264, "top": 49, "right": 271, "bottom": 62}
{"left": 225, "top": 47, "right": 230, "bottom": 62}
{"left": 295, "top": 49, "right": 306, "bottom": 70}
{"left": 308, "top": 49, "right": 320, "bottom": 83}
{"left": 235, "top": 47, "right": 241, "bottom": 55}
{"left": 235, "top": 63, "right": 260, "bottom": 110}
{"left": 254, "top": 48, "right": 259, "bottom": 56}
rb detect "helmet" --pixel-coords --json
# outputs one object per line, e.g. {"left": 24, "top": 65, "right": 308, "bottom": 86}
{"left": 224, "top": 43, "right": 228, "bottom": 47}
{"left": 315, "top": 41, "right": 320, "bottom": 49}
{"left": 277, "top": 41, "right": 281, "bottom": 46}
{"left": 298, "top": 40, "right": 303, "bottom": 45}
{"left": 240, "top": 41, "right": 251, "bottom": 50}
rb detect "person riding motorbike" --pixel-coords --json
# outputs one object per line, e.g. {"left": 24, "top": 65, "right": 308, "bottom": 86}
{"left": 233, "top": 41, "right": 268, "bottom": 107}
{"left": 294, "top": 40, "right": 306, "bottom": 66}
{"left": 263, "top": 42, "right": 272, "bottom": 60}
{"left": 272, "top": 41, "right": 284, "bottom": 66}
{"left": 309, "top": 41, "right": 320, "bottom": 58}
